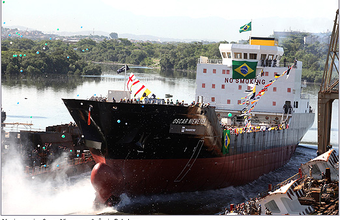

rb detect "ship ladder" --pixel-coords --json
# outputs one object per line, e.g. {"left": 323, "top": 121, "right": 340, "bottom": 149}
{"left": 174, "top": 140, "right": 204, "bottom": 182}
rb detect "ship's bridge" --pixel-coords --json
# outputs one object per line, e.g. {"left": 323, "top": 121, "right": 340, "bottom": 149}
{"left": 195, "top": 36, "right": 311, "bottom": 115}
{"left": 219, "top": 37, "right": 284, "bottom": 66}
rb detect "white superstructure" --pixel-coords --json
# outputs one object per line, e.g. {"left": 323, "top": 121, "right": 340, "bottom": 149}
{"left": 195, "top": 37, "right": 310, "bottom": 116}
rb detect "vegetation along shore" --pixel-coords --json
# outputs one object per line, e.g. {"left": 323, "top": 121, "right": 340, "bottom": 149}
{"left": 1, "top": 32, "right": 329, "bottom": 83}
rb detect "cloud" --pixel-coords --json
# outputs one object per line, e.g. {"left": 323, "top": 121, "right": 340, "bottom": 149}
{"left": 100, "top": 0, "right": 337, "bottom": 20}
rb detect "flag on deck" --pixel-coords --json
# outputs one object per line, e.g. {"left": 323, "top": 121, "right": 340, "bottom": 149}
{"left": 274, "top": 72, "right": 282, "bottom": 78}
{"left": 133, "top": 84, "right": 152, "bottom": 100}
{"left": 232, "top": 60, "right": 257, "bottom": 79}
{"left": 222, "top": 129, "right": 230, "bottom": 154}
{"left": 142, "top": 89, "right": 152, "bottom": 99}
{"left": 264, "top": 80, "right": 275, "bottom": 88}
{"left": 286, "top": 66, "right": 292, "bottom": 79}
{"left": 127, "top": 73, "right": 142, "bottom": 92}
{"left": 250, "top": 83, "right": 256, "bottom": 99}
{"left": 134, "top": 85, "right": 145, "bottom": 97}
{"left": 127, "top": 73, "right": 136, "bottom": 90}
{"left": 239, "top": 21, "right": 252, "bottom": 33}
{"left": 256, "top": 88, "right": 267, "bottom": 97}
{"left": 127, "top": 73, "right": 152, "bottom": 100}
{"left": 117, "top": 65, "right": 130, "bottom": 74}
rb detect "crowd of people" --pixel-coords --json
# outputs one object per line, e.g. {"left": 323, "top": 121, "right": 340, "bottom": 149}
{"left": 222, "top": 122, "right": 289, "bottom": 135}
{"left": 90, "top": 94, "right": 211, "bottom": 107}
{"left": 89, "top": 94, "right": 289, "bottom": 135}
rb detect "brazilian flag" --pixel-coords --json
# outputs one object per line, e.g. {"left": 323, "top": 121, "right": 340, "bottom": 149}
{"left": 239, "top": 22, "right": 252, "bottom": 33}
{"left": 232, "top": 60, "right": 258, "bottom": 79}
{"left": 222, "top": 129, "right": 230, "bottom": 154}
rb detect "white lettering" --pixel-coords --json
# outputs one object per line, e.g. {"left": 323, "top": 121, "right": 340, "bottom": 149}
{"left": 172, "top": 118, "right": 206, "bottom": 125}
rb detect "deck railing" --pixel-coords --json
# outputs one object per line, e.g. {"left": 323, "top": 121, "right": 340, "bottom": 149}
{"left": 197, "top": 58, "right": 296, "bottom": 68}
{"left": 197, "top": 58, "right": 222, "bottom": 64}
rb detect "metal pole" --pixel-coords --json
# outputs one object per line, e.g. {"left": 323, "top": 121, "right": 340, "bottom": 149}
{"left": 124, "top": 64, "right": 126, "bottom": 92}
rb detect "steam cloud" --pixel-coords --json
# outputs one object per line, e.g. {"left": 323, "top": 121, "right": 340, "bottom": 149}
{"left": 2, "top": 146, "right": 96, "bottom": 215}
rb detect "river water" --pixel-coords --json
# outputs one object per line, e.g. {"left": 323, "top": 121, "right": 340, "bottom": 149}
{"left": 1, "top": 64, "right": 338, "bottom": 145}
{"left": 1, "top": 65, "right": 338, "bottom": 215}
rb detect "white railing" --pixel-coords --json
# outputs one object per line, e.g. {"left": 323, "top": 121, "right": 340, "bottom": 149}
{"left": 197, "top": 58, "right": 222, "bottom": 64}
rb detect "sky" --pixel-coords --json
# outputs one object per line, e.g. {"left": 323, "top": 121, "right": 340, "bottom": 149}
{"left": 1, "top": 0, "right": 339, "bottom": 41}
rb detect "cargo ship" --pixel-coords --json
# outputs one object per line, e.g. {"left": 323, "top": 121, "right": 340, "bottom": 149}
{"left": 62, "top": 37, "right": 314, "bottom": 205}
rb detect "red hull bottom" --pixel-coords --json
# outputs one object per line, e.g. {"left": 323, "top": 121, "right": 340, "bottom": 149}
{"left": 91, "top": 144, "right": 297, "bottom": 203}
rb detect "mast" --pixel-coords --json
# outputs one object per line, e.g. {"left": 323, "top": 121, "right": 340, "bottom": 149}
{"left": 124, "top": 64, "right": 127, "bottom": 92}
{"left": 250, "top": 19, "right": 253, "bottom": 37}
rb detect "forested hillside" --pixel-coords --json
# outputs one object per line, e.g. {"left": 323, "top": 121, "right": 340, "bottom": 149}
{"left": 280, "top": 33, "right": 329, "bottom": 83}
{"left": 1, "top": 33, "right": 329, "bottom": 82}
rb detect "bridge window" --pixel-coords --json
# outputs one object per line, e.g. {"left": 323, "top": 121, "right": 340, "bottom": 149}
{"left": 227, "top": 52, "right": 231, "bottom": 58}
{"left": 222, "top": 52, "right": 227, "bottom": 58}
{"left": 249, "top": 53, "right": 257, "bottom": 59}
{"left": 243, "top": 53, "right": 248, "bottom": 59}
{"left": 294, "top": 101, "right": 299, "bottom": 108}
{"left": 234, "top": 53, "right": 242, "bottom": 59}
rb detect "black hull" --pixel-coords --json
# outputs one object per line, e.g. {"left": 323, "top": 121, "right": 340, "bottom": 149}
{"left": 63, "top": 99, "right": 314, "bottom": 160}
{"left": 63, "top": 99, "right": 224, "bottom": 160}
{"left": 62, "top": 99, "right": 314, "bottom": 202}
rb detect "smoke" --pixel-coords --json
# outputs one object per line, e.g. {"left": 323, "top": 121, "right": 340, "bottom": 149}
{"left": 1, "top": 146, "right": 96, "bottom": 215}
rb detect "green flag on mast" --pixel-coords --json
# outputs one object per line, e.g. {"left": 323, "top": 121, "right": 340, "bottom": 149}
{"left": 239, "top": 21, "right": 252, "bottom": 33}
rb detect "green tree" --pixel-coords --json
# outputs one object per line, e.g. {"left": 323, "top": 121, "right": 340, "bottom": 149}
{"left": 110, "top": 32, "right": 118, "bottom": 39}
